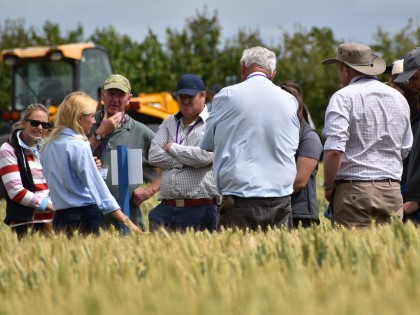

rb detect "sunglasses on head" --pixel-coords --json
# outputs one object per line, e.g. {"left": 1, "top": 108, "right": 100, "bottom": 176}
{"left": 26, "top": 119, "right": 52, "bottom": 129}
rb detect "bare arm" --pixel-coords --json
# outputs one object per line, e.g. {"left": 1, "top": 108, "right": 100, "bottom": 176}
{"left": 131, "top": 170, "right": 161, "bottom": 206}
{"left": 110, "top": 209, "right": 141, "bottom": 233}
{"left": 323, "top": 150, "right": 343, "bottom": 202}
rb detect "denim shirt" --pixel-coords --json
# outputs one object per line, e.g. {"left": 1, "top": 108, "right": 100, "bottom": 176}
{"left": 41, "top": 128, "right": 120, "bottom": 213}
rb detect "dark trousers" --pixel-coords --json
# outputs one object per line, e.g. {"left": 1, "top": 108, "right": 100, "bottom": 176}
{"left": 12, "top": 223, "right": 51, "bottom": 240}
{"left": 292, "top": 218, "right": 320, "bottom": 229}
{"left": 217, "top": 195, "right": 293, "bottom": 231}
{"left": 148, "top": 203, "right": 217, "bottom": 232}
{"left": 53, "top": 204, "right": 103, "bottom": 236}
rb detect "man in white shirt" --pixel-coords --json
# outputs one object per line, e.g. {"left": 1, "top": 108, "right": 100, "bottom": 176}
{"left": 200, "top": 46, "right": 300, "bottom": 231}
{"left": 322, "top": 42, "right": 412, "bottom": 228}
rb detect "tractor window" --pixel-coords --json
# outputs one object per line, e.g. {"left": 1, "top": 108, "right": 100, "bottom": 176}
{"left": 14, "top": 62, "right": 72, "bottom": 110}
{"left": 79, "top": 48, "right": 112, "bottom": 100}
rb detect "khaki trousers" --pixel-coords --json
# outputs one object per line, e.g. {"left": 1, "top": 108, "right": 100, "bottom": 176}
{"left": 332, "top": 181, "right": 403, "bottom": 228}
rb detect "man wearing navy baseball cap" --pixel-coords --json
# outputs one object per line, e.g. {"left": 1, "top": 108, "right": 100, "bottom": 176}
{"left": 397, "top": 48, "right": 420, "bottom": 225}
{"left": 147, "top": 74, "right": 220, "bottom": 232}
{"left": 393, "top": 47, "right": 420, "bottom": 90}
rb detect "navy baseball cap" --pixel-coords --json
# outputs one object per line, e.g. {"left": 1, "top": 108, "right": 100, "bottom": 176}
{"left": 175, "top": 74, "right": 205, "bottom": 96}
{"left": 393, "top": 47, "right": 420, "bottom": 83}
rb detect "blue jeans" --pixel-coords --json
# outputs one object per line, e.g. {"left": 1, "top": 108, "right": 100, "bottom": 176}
{"left": 148, "top": 203, "right": 217, "bottom": 232}
{"left": 53, "top": 204, "right": 103, "bottom": 236}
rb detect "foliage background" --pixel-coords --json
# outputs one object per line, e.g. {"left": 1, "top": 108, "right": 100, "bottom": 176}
{"left": 1, "top": 9, "right": 419, "bottom": 132}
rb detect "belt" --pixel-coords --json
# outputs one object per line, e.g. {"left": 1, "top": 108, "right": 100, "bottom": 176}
{"left": 162, "top": 198, "right": 216, "bottom": 207}
{"left": 335, "top": 178, "right": 400, "bottom": 185}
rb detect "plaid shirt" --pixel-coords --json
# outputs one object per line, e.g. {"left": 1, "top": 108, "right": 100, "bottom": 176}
{"left": 324, "top": 76, "right": 413, "bottom": 180}
{"left": 149, "top": 107, "right": 220, "bottom": 201}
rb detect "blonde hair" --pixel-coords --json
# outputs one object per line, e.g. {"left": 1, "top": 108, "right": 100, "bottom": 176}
{"left": 45, "top": 91, "right": 97, "bottom": 145}
{"left": 12, "top": 103, "right": 49, "bottom": 132}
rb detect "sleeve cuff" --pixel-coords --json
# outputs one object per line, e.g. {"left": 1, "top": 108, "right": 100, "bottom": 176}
{"left": 38, "top": 198, "right": 49, "bottom": 212}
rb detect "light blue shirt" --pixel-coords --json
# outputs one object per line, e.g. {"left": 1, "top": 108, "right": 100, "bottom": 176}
{"left": 41, "top": 128, "right": 120, "bottom": 213}
{"left": 200, "top": 72, "right": 300, "bottom": 197}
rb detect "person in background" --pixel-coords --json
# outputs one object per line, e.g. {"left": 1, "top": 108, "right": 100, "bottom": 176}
{"left": 88, "top": 74, "right": 160, "bottom": 232}
{"left": 41, "top": 92, "right": 140, "bottom": 236}
{"left": 0, "top": 104, "right": 54, "bottom": 239}
{"left": 206, "top": 85, "right": 221, "bottom": 112}
{"left": 386, "top": 57, "right": 420, "bottom": 225}
{"left": 279, "top": 81, "right": 323, "bottom": 228}
{"left": 322, "top": 42, "right": 412, "bottom": 228}
{"left": 393, "top": 47, "right": 420, "bottom": 224}
{"left": 148, "top": 74, "right": 219, "bottom": 232}
{"left": 200, "top": 46, "right": 300, "bottom": 231}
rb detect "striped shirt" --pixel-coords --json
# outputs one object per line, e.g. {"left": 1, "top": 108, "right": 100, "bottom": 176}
{"left": 149, "top": 107, "right": 220, "bottom": 201}
{"left": 324, "top": 76, "right": 413, "bottom": 180}
{"left": 0, "top": 131, "right": 50, "bottom": 210}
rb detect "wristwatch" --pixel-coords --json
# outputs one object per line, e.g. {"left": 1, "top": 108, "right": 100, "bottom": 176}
{"left": 93, "top": 132, "right": 103, "bottom": 141}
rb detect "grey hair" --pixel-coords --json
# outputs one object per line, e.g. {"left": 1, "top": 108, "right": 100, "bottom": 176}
{"left": 240, "top": 46, "right": 277, "bottom": 75}
{"left": 11, "top": 103, "right": 49, "bottom": 132}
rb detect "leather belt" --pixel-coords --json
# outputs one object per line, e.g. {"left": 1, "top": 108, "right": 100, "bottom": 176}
{"left": 162, "top": 198, "right": 216, "bottom": 207}
{"left": 335, "top": 178, "right": 400, "bottom": 185}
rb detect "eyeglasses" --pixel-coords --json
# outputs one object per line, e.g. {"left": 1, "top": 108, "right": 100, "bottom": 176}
{"left": 25, "top": 119, "right": 52, "bottom": 129}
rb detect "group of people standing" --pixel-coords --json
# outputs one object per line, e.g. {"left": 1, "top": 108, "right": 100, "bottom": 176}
{"left": 1, "top": 43, "right": 419, "bottom": 238}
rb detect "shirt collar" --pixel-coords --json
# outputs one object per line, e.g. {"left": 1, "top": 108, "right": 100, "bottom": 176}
{"left": 245, "top": 71, "right": 268, "bottom": 80}
{"left": 61, "top": 127, "right": 86, "bottom": 140}
{"left": 16, "top": 130, "right": 42, "bottom": 155}
{"left": 175, "top": 105, "right": 209, "bottom": 124}
{"left": 350, "top": 74, "right": 377, "bottom": 84}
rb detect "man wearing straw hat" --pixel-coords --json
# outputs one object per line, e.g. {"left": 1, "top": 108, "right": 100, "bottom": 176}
{"left": 321, "top": 43, "right": 413, "bottom": 228}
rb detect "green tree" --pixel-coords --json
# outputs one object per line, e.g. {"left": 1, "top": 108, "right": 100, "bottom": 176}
{"left": 30, "top": 21, "right": 85, "bottom": 45}
{"left": 219, "top": 28, "right": 265, "bottom": 87}
{"left": 137, "top": 30, "right": 172, "bottom": 92}
{"left": 373, "top": 18, "right": 420, "bottom": 83}
{"left": 276, "top": 25, "right": 338, "bottom": 130}
{"left": 90, "top": 26, "right": 144, "bottom": 94}
{"left": 166, "top": 7, "right": 221, "bottom": 89}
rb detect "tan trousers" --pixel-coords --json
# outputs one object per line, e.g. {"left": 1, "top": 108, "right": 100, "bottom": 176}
{"left": 331, "top": 181, "right": 403, "bottom": 228}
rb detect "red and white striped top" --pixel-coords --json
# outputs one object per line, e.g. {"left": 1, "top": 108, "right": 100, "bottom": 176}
{"left": 0, "top": 138, "right": 50, "bottom": 211}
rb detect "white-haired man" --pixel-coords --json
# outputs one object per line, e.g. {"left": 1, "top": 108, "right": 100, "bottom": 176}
{"left": 200, "top": 46, "right": 300, "bottom": 231}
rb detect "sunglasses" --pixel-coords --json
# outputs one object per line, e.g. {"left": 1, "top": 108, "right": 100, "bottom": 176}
{"left": 26, "top": 119, "right": 52, "bottom": 129}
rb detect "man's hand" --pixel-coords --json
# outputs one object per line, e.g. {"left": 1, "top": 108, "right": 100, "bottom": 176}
{"left": 93, "top": 156, "right": 101, "bottom": 170}
{"left": 164, "top": 142, "right": 174, "bottom": 152}
{"left": 324, "top": 188, "right": 334, "bottom": 202}
{"left": 132, "top": 187, "right": 154, "bottom": 206}
{"left": 95, "top": 111, "right": 124, "bottom": 138}
{"left": 403, "top": 201, "right": 419, "bottom": 214}
{"left": 46, "top": 202, "right": 55, "bottom": 212}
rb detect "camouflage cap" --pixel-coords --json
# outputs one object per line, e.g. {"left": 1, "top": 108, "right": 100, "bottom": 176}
{"left": 103, "top": 74, "right": 131, "bottom": 93}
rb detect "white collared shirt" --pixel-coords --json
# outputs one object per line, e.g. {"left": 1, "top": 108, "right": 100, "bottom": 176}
{"left": 200, "top": 72, "right": 300, "bottom": 197}
{"left": 324, "top": 75, "right": 413, "bottom": 180}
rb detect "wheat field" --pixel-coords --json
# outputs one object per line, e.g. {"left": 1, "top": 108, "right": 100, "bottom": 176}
{"left": 0, "top": 164, "right": 419, "bottom": 315}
